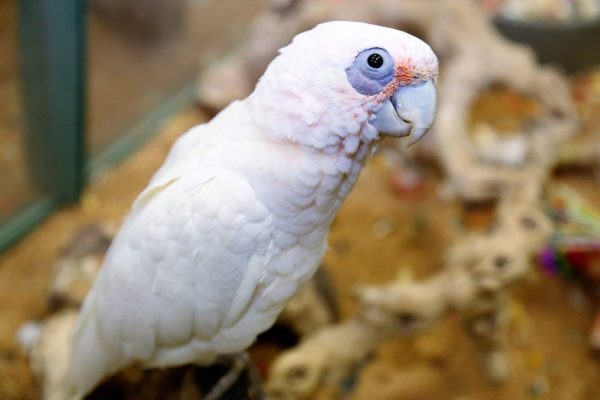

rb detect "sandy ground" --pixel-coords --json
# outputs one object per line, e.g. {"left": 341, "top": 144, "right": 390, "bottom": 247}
{"left": 0, "top": 100, "right": 599, "bottom": 399}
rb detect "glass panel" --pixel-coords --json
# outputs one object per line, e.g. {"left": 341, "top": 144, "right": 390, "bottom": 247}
{"left": 87, "top": 0, "right": 269, "bottom": 156}
{"left": 0, "top": 0, "right": 44, "bottom": 225}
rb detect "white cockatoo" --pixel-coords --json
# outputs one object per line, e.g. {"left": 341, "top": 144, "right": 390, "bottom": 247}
{"left": 68, "top": 21, "right": 438, "bottom": 398}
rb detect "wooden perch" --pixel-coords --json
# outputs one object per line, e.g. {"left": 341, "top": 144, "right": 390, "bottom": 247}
{"left": 266, "top": 186, "right": 554, "bottom": 399}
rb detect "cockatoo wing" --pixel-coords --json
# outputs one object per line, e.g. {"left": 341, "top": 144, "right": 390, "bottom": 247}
{"left": 69, "top": 163, "right": 277, "bottom": 396}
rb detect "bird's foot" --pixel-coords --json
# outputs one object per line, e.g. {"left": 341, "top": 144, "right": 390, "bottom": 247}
{"left": 202, "top": 353, "right": 264, "bottom": 400}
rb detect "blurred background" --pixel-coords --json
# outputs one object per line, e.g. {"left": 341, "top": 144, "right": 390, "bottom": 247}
{"left": 0, "top": 0, "right": 269, "bottom": 245}
{"left": 1, "top": 0, "right": 600, "bottom": 399}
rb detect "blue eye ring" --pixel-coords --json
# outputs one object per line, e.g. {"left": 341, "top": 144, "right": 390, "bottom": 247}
{"left": 346, "top": 48, "right": 395, "bottom": 96}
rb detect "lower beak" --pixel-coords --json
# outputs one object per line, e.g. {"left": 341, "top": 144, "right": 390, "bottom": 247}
{"left": 369, "top": 79, "right": 437, "bottom": 145}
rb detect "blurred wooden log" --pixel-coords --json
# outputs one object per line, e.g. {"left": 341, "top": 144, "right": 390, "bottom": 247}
{"left": 265, "top": 185, "right": 554, "bottom": 399}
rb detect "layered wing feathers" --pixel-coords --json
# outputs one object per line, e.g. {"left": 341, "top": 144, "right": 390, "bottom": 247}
{"left": 69, "top": 167, "right": 276, "bottom": 395}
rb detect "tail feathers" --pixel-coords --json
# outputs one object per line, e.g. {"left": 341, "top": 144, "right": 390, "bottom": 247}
{"left": 67, "top": 314, "right": 115, "bottom": 399}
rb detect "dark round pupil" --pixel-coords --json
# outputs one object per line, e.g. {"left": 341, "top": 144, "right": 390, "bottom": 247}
{"left": 367, "top": 53, "right": 384, "bottom": 68}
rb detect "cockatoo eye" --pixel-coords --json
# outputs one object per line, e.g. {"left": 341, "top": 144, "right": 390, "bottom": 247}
{"left": 346, "top": 48, "right": 395, "bottom": 96}
{"left": 367, "top": 53, "right": 384, "bottom": 68}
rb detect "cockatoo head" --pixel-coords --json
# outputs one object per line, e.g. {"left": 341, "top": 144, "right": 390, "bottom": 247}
{"left": 250, "top": 21, "right": 438, "bottom": 150}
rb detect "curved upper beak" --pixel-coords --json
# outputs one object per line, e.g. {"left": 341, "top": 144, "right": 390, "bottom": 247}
{"left": 369, "top": 79, "right": 437, "bottom": 146}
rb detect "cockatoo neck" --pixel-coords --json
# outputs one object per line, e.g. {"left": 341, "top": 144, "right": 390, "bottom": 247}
{"left": 244, "top": 68, "right": 384, "bottom": 236}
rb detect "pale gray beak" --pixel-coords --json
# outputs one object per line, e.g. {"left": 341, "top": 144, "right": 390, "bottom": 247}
{"left": 369, "top": 79, "right": 437, "bottom": 145}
